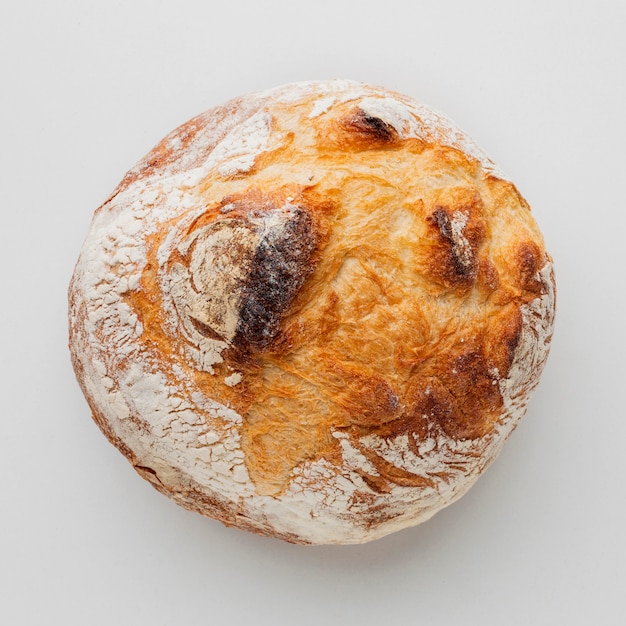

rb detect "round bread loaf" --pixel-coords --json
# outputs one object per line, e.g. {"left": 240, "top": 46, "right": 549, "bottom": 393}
{"left": 69, "top": 80, "right": 555, "bottom": 544}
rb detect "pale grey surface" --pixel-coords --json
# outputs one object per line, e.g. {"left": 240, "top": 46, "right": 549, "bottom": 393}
{"left": 2, "top": 1, "right": 624, "bottom": 624}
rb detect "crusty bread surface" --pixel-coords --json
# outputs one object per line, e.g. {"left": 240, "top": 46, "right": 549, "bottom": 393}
{"left": 69, "top": 80, "right": 555, "bottom": 544}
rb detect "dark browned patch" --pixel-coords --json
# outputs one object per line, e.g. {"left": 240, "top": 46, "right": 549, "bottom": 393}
{"left": 234, "top": 207, "right": 318, "bottom": 351}
{"left": 370, "top": 337, "right": 506, "bottom": 445}
{"left": 516, "top": 241, "right": 545, "bottom": 294}
{"left": 425, "top": 203, "right": 486, "bottom": 290}
{"left": 431, "top": 347, "right": 501, "bottom": 440}
{"left": 486, "top": 307, "right": 523, "bottom": 376}
{"left": 170, "top": 191, "right": 322, "bottom": 356}
{"left": 340, "top": 109, "right": 400, "bottom": 146}
{"left": 410, "top": 377, "right": 458, "bottom": 435}
{"left": 430, "top": 208, "right": 476, "bottom": 279}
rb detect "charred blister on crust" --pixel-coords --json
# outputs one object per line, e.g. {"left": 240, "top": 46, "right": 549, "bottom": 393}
{"left": 234, "top": 207, "right": 319, "bottom": 351}
{"left": 340, "top": 109, "right": 400, "bottom": 145}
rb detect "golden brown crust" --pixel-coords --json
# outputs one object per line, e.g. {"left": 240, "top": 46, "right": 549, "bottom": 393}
{"left": 69, "top": 80, "right": 555, "bottom": 544}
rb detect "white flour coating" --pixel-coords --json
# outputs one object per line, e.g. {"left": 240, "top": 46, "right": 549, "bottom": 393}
{"left": 211, "top": 110, "right": 273, "bottom": 177}
{"left": 449, "top": 211, "right": 473, "bottom": 272}
{"left": 256, "top": 79, "right": 370, "bottom": 105}
{"left": 69, "top": 98, "right": 277, "bottom": 514}
{"left": 334, "top": 432, "right": 381, "bottom": 476}
{"left": 353, "top": 92, "right": 509, "bottom": 179}
{"left": 357, "top": 96, "right": 422, "bottom": 138}
{"left": 224, "top": 372, "right": 243, "bottom": 387}
{"left": 499, "top": 261, "right": 556, "bottom": 419}
{"left": 167, "top": 221, "right": 259, "bottom": 372}
{"left": 308, "top": 96, "right": 336, "bottom": 118}
{"left": 398, "top": 96, "right": 509, "bottom": 180}
{"left": 70, "top": 173, "right": 249, "bottom": 488}
{"left": 286, "top": 81, "right": 508, "bottom": 180}
{"left": 69, "top": 80, "right": 552, "bottom": 544}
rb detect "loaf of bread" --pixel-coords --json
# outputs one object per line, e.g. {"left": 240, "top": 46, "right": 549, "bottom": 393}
{"left": 68, "top": 80, "right": 555, "bottom": 544}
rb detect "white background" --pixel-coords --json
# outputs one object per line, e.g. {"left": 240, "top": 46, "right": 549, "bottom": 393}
{"left": 2, "top": 1, "right": 625, "bottom": 624}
